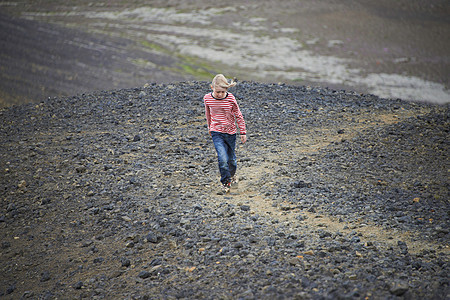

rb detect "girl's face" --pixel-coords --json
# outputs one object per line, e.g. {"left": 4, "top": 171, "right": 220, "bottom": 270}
{"left": 211, "top": 85, "right": 227, "bottom": 99}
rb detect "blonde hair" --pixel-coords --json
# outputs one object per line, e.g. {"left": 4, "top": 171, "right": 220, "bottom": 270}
{"left": 211, "top": 74, "right": 236, "bottom": 89}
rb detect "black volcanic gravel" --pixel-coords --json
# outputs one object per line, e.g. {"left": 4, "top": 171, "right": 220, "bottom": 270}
{"left": 0, "top": 82, "right": 448, "bottom": 299}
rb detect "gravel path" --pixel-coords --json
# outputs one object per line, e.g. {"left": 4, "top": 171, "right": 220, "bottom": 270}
{"left": 0, "top": 82, "right": 448, "bottom": 299}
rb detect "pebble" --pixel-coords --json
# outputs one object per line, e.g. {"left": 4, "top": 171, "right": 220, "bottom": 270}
{"left": 73, "top": 282, "right": 83, "bottom": 290}
{"left": 40, "top": 271, "right": 51, "bottom": 282}
{"left": 145, "top": 232, "right": 159, "bottom": 243}
{"left": 121, "top": 258, "right": 131, "bottom": 267}
{"left": 389, "top": 281, "right": 409, "bottom": 296}
{"left": 136, "top": 271, "right": 148, "bottom": 279}
{"left": 121, "top": 216, "right": 132, "bottom": 222}
{"left": 240, "top": 205, "right": 251, "bottom": 211}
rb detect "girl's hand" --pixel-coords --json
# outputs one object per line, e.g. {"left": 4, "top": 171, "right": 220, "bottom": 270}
{"left": 240, "top": 134, "right": 247, "bottom": 144}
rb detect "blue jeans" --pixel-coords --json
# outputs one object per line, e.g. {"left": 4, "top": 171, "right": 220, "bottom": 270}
{"left": 211, "top": 131, "right": 237, "bottom": 185}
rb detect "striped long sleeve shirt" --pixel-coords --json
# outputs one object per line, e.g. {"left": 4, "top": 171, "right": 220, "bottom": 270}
{"left": 204, "top": 92, "right": 246, "bottom": 135}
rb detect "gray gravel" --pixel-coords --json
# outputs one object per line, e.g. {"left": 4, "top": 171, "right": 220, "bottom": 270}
{"left": 0, "top": 82, "right": 448, "bottom": 299}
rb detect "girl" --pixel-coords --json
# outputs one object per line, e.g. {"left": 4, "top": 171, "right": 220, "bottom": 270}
{"left": 204, "top": 74, "right": 247, "bottom": 194}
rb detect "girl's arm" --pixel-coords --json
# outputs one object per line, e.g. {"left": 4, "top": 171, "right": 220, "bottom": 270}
{"left": 204, "top": 102, "right": 211, "bottom": 134}
{"left": 232, "top": 101, "right": 246, "bottom": 135}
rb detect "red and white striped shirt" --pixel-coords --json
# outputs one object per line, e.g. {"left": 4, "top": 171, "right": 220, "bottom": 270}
{"left": 204, "top": 92, "right": 246, "bottom": 135}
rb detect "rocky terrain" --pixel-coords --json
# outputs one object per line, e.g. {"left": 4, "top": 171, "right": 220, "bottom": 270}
{"left": 0, "top": 82, "right": 448, "bottom": 299}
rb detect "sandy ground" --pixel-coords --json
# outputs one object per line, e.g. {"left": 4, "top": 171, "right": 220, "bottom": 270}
{"left": 0, "top": 0, "right": 449, "bottom": 106}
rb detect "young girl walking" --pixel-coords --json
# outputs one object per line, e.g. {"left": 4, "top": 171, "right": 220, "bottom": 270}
{"left": 204, "top": 74, "right": 247, "bottom": 194}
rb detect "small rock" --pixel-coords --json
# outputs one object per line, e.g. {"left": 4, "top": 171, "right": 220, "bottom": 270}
{"left": 121, "top": 258, "right": 131, "bottom": 267}
{"left": 75, "top": 166, "right": 87, "bottom": 173}
{"left": 240, "top": 205, "right": 250, "bottom": 211}
{"left": 6, "top": 284, "right": 15, "bottom": 295}
{"left": 73, "top": 281, "right": 83, "bottom": 289}
{"left": 296, "top": 214, "right": 307, "bottom": 221}
{"left": 318, "top": 230, "right": 332, "bottom": 238}
{"left": 280, "top": 204, "right": 293, "bottom": 211}
{"left": 390, "top": 281, "right": 409, "bottom": 296}
{"left": 122, "top": 216, "right": 132, "bottom": 222}
{"left": 293, "top": 180, "right": 311, "bottom": 189}
{"left": 22, "top": 291, "right": 34, "bottom": 298}
{"left": 139, "top": 91, "right": 147, "bottom": 98}
{"left": 93, "top": 257, "right": 104, "bottom": 264}
{"left": 110, "top": 270, "right": 124, "bottom": 278}
{"left": 149, "top": 265, "right": 162, "bottom": 275}
{"left": 145, "top": 232, "right": 158, "bottom": 243}
{"left": 138, "top": 271, "right": 151, "bottom": 279}
{"left": 18, "top": 180, "right": 27, "bottom": 189}
{"left": 398, "top": 241, "right": 408, "bottom": 254}
{"left": 348, "top": 274, "right": 358, "bottom": 280}
{"left": 435, "top": 226, "right": 449, "bottom": 235}
{"left": 234, "top": 241, "right": 245, "bottom": 249}
{"left": 6, "top": 203, "right": 16, "bottom": 212}
{"left": 40, "top": 198, "right": 51, "bottom": 205}
{"left": 81, "top": 240, "right": 94, "bottom": 248}
{"left": 350, "top": 236, "right": 360, "bottom": 243}
{"left": 40, "top": 271, "right": 51, "bottom": 282}
{"left": 193, "top": 204, "right": 203, "bottom": 211}
{"left": 150, "top": 258, "right": 162, "bottom": 266}
{"left": 180, "top": 217, "right": 190, "bottom": 225}
{"left": 288, "top": 257, "right": 301, "bottom": 266}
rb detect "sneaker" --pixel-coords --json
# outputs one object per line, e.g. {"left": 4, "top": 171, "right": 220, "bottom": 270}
{"left": 217, "top": 182, "right": 231, "bottom": 195}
